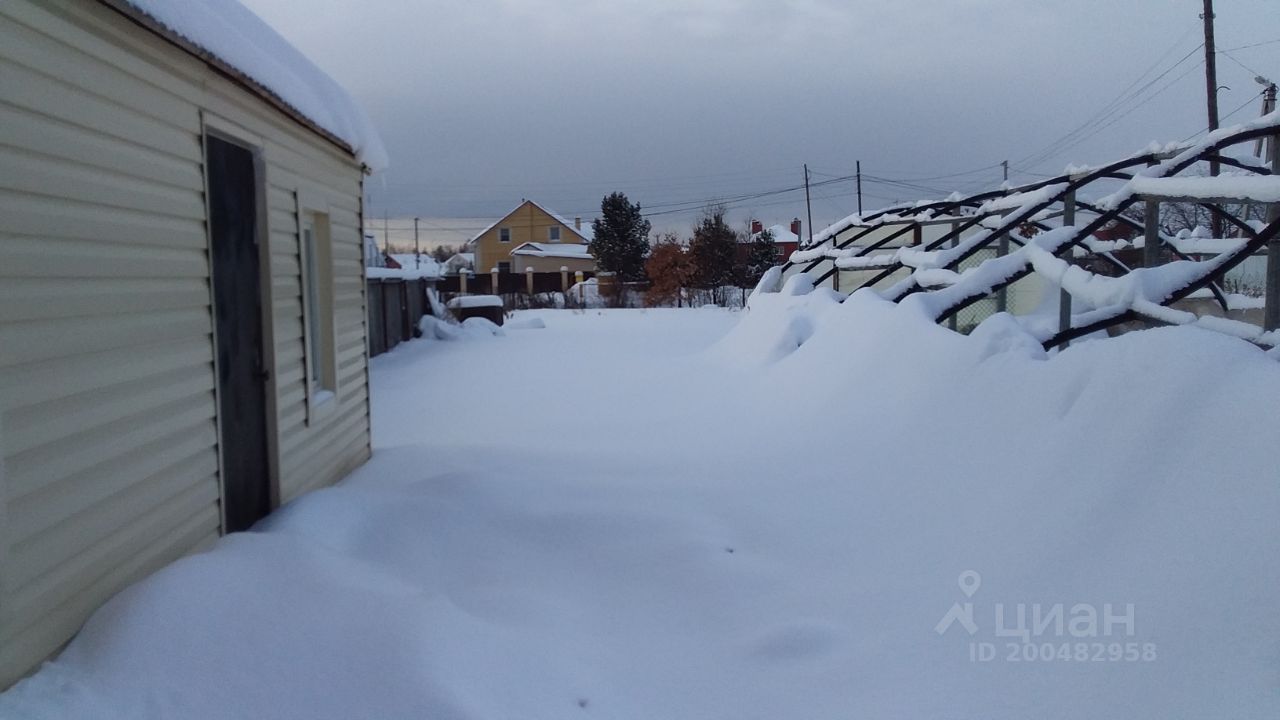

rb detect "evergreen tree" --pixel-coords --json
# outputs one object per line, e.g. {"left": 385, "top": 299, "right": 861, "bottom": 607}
{"left": 745, "top": 228, "right": 779, "bottom": 285}
{"left": 688, "top": 206, "right": 738, "bottom": 290}
{"left": 590, "top": 192, "right": 652, "bottom": 281}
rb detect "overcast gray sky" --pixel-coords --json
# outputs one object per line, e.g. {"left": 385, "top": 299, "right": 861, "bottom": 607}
{"left": 242, "top": 0, "right": 1279, "bottom": 236}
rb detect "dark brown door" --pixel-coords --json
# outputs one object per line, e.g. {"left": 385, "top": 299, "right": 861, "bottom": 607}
{"left": 206, "top": 134, "right": 270, "bottom": 533}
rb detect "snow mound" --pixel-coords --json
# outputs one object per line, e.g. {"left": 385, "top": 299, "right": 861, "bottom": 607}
{"left": 460, "top": 317, "right": 504, "bottom": 337}
{"left": 505, "top": 316, "right": 547, "bottom": 330}
{"left": 414, "top": 315, "right": 505, "bottom": 341}
{"left": 416, "top": 315, "right": 458, "bottom": 341}
{"left": 706, "top": 272, "right": 844, "bottom": 365}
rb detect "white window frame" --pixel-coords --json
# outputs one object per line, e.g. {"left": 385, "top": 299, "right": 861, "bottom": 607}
{"left": 499, "top": 227, "right": 511, "bottom": 243}
{"left": 297, "top": 192, "right": 337, "bottom": 424}
{"left": 548, "top": 226, "right": 561, "bottom": 242}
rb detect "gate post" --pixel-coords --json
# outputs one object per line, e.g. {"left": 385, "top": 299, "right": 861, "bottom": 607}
{"left": 1142, "top": 198, "right": 1161, "bottom": 268}
{"left": 460, "top": 269, "right": 469, "bottom": 295}
{"left": 526, "top": 267, "right": 535, "bottom": 296}
{"left": 1058, "top": 190, "right": 1076, "bottom": 348}
{"left": 560, "top": 266, "right": 569, "bottom": 293}
{"left": 948, "top": 221, "right": 960, "bottom": 330}
{"left": 996, "top": 215, "right": 1010, "bottom": 313}
{"left": 1265, "top": 125, "right": 1280, "bottom": 330}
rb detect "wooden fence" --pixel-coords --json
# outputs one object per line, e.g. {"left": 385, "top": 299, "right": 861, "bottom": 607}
{"left": 434, "top": 269, "right": 595, "bottom": 296}
{"left": 366, "top": 278, "right": 435, "bottom": 357}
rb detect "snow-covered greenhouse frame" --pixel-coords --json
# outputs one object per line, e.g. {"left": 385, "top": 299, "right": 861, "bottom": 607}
{"left": 780, "top": 114, "right": 1280, "bottom": 351}
{"left": 0, "top": 0, "right": 383, "bottom": 686}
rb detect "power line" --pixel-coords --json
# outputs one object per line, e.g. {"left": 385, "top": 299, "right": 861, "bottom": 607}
{"left": 1219, "top": 37, "right": 1280, "bottom": 52}
{"left": 638, "top": 175, "right": 857, "bottom": 218}
{"left": 1180, "top": 88, "right": 1269, "bottom": 142}
{"left": 1016, "top": 36, "right": 1205, "bottom": 170}
{"left": 1219, "top": 49, "right": 1265, "bottom": 79}
{"left": 1064, "top": 58, "right": 1206, "bottom": 150}
{"left": 810, "top": 162, "right": 1003, "bottom": 183}
{"left": 1020, "top": 53, "right": 1205, "bottom": 170}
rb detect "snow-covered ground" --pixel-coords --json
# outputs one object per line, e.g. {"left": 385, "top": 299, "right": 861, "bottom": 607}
{"left": 3, "top": 299, "right": 1279, "bottom": 719}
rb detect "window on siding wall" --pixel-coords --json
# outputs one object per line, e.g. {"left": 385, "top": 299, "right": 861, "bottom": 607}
{"left": 548, "top": 226, "right": 560, "bottom": 242}
{"left": 300, "top": 211, "right": 337, "bottom": 416}
{"left": 499, "top": 227, "right": 511, "bottom": 242}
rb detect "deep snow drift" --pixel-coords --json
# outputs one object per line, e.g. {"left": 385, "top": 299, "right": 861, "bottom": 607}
{"left": 2, "top": 299, "right": 1278, "bottom": 719}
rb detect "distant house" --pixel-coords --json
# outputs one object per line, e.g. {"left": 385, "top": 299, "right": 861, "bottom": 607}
{"left": 509, "top": 242, "right": 597, "bottom": 274}
{"left": 444, "top": 252, "right": 476, "bottom": 275}
{"left": 739, "top": 219, "right": 803, "bottom": 265}
{"left": 0, "top": 0, "right": 384, "bottom": 686}
{"left": 466, "top": 200, "right": 595, "bottom": 274}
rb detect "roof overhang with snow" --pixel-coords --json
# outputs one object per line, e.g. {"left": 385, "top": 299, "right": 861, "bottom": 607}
{"left": 100, "top": 0, "right": 388, "bottom": 172}
{"left": 509, "top": 242, "right": 594, "bottom": 259}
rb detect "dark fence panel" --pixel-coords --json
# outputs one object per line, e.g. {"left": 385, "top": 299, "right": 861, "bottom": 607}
{"left": 531, "top": 273, "right": 566, "bottom": 294}
{"left": 367, "top": 282, "right": 387, "bottom": 356}
{"left": 367, "top": 271, "right": 618, "bottom": 357}
{"left": 383, "top": 280, "right": 406, "bottom": 351}
{"left": 366, "top": 278, "right": 439, "bottom": 358}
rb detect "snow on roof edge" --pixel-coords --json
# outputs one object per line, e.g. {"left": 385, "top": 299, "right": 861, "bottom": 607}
{"left": 509, "top": 242, "right": 594, "bottom": 259}
{"left": 114, "top": 0, "right": 389, "bottom": 172}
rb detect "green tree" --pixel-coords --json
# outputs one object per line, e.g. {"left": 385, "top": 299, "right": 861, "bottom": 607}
{"left": 745, "top": 228, "right": 779, "bottom": 285}
{"left": 590, "top": 192, "right": 652, "bottom": 281}
{"left": 688, "top": 205, "right": 738, "bottom": 291}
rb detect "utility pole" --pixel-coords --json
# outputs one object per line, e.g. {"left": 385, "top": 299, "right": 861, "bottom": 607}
{"left": 1201, "top": 0, "right": 1220, "bottom": 145}
{"left": 856, "top": 160, "right": 863, "bottom": 215}
{"left": 1202, "top": 0, "right": 1221, "bottom": 238}
{"left": 414, "top": 216, "right": 421, "bottom": 269}
{"left": 804, "top": 163, "right": 814, "bottom": 245}
{"left": 1001, "top": 160, "right": 1009, "bottom": 183}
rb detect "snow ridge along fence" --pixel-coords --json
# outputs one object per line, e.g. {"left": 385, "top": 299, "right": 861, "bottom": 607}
{"left": 776, "top": 111, "right": 1280, "bottom": 352}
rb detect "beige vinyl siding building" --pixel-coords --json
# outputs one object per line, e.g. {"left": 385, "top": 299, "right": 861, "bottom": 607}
{"left": 0, "top": 0, "right": 377, "bottom": 687}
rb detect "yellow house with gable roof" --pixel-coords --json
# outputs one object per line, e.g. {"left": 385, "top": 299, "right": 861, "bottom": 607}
{"left": 466, "top": 200, "right": 596, "bottom": 274}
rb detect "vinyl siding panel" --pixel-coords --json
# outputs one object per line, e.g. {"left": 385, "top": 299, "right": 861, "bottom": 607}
{"left": 0, "top": 0, "right": 372, "bottom": 687}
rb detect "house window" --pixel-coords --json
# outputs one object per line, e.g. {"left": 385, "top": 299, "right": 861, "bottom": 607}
{"left": 548, "top": 226, "right": 561, "bottom": 242}
{"left": 499, "top": 227, "right": 511, "bottom": 243}
{"left": 497, "top": 261, "right": 511, "bottom": 273}
{"left": 300, "top": 210, "right": 336, "bottom": 416}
